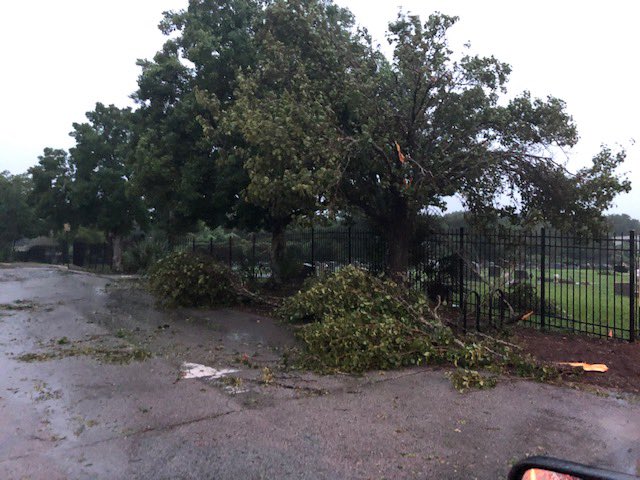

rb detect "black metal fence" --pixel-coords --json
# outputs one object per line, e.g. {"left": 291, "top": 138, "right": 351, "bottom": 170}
{"left": 72, "top": 241, "right": 113, "bottom": 271}
{"left": 414, "top": 229, "right": 638, "bottom": 341}
{"left": 18, "top": 227, "right": 637, "bottom": 340}
{"left": 183, "top": 227, "right": 639, "bottom": 341}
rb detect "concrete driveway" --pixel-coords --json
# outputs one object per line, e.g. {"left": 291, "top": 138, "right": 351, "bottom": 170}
{"left": 0, "top": 265, "right": 638, "bottom": 479}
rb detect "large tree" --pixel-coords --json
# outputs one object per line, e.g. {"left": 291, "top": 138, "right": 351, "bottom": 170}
{"left": 69, "top": 103, "right": 144, "bottom": 270}
{"left": 128, "top": 4, "right": 629, "bottom": 280}
{"left": 334, "top": 13, "right": 629, "bottom": 274}
{"left": 131, "top": 0, "right": 264, "bottom": 240}
{"left": 203, "top": 0, "right": 367, "bottom": 280}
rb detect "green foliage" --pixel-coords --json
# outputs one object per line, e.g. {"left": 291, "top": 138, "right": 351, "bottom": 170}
{"left": 505, "top": 352, "right": 559, "bottom": 382}
{"left": 332, "top": 11, "right": 628, "bottom": 269}
{"left": 210, "top": 0, "right": 358, "bottom": 222}
{"left": 505, "top": 282, "right": 560, "bottom": 317}
{"left": 73, "top": 226, "right": 105, "bottom": 244}
{"left": 69, "top": 103, "right": 144, "bottom": 237}
{"left": 0, "top": 171, "right": 37, "bottom": 258}
{"left": 196, "top": 0, "right": 365, "bottom": 281}
{"left": 296, "top": 309, "right": 439, "bottom": 372}
{"left": 448, "top": 369, "right": 497, "bottom": 393}
{"left": 278, "top": 266, "right": 454, "bottom": 373}
{"left": 131, "top": 0, "right": 263, "bottom": 238}
{"left": 278, "top": 266, "right": 559, "bottom": 388}
{"left": 279, "top": 265, "right": 414, "bottom": 323}
{"left": 122, "top": 238, "right": 169, "bottom": 273}
{"left": 148, "top": 252, "right": 238, "bottom": 307}
{"left": 28, "top": 148, "right": 73, "bottom": 233}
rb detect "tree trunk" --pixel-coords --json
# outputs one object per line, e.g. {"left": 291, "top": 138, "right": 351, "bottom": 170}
{"left": 270, "top": 222, "right": 287, "bottom": 284}
{"left": 112, "top": 234, "right": 123, "bottom": 272}
{"left": 383, "top": 197, "right": 414, "bottom": 281}
{"left": 385, "top": 220, "right": 412, "bottom": 281}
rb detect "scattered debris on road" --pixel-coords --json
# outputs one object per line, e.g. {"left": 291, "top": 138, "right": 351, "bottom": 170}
{"left": 557, "top": 362, "right": 608, "bottom": 373}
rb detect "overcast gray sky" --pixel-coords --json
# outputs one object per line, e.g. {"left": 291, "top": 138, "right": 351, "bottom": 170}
{"left": 0, "top": 0, "right": 637, "bottom": 216}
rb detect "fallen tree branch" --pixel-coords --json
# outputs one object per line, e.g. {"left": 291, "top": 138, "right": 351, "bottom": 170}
{"left": 470, "top": 331, "right": 523, "bottom": 350}
{"left": 232, "top": 281, "right": 282, "bottom": 308}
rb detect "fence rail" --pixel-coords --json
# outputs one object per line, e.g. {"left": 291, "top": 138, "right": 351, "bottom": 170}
{"left": 183, "top": 227, "right": 639, "bottom": 341}
{"left": 16, "top": 227, "right": 638, "bottom": 341}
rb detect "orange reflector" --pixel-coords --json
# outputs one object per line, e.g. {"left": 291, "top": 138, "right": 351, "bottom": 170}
{"left": 557, "top": 362, "right": 608, "bottom": 373}
{"left": 524, "top": 468, "right": 581, "bottom": 479}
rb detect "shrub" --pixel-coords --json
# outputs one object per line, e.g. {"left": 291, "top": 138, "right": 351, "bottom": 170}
{"left": 122, "top": 238, "right": 169, "bottom": 273}
{"left": 505, "top": 282, "right": 561, "bottom": 317}
{"left": 148, "top": 252, "right": 238, "bottom": 307}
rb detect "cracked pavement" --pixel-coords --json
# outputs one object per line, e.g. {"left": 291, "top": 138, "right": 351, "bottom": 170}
{"left": 0, "top": 265, "right": 638, "bottom": 479}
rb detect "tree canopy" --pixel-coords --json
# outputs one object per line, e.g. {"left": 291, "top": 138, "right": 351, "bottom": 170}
{"left": 130, "top": 0, "right": 263, "bottom": 239}
{"left": 201, "top": 0, "right": 365, "bottom": 277}
{"left": 27, "top": 104, "right": 144, "bottom": 269}
{"left": 70, "top": 103, "right": 144, "bottom": 238}
{"left": 329, "top": 13, "right": 629, "bottom": 271}
{"left": 29, "top": 148, "right": 74, "bottom": 232}
{"left": 0, "top": 172, "right": 36, "bottom": 255}
{"left": 12, "top": 0, "right": 632, "bottom": 277}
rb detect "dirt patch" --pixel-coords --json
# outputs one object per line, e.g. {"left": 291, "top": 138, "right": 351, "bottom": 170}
{"left": 16, "top": 337, "right": 152, "bottom": 364}
{"left": 512, "top": 327, "right": 640, "bottom": 394}
{"left": 0, "top": 300, "right": 39, "bottom": 311}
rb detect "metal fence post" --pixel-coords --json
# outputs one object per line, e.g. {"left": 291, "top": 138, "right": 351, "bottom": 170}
{"left": 458, "top": 227, "right": 464, "bottom": 310}
{"left": 348, "top": 226, "right": 352, "bottom": 265}
{"left": 629, "top": 230, "right": 636, "bottom": 342}
{"left": 192, "top": 237, "right": 195, "bottom": 253}
{"left": 252, "top": 233, "right": 257, "bottom": 279}
{"left": 540, "top": 228, "right": 546, "bottom": 331}
{"left": 228, "top": 236, "right": 233, "bottom": 269}
{"left": 311, "top": 227, "right": 315, "bottom": 266}
{"left": 209, "top": 237, "right": 213, "bottom": 256}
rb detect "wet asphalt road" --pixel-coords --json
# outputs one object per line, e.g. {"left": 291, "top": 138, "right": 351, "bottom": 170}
{"left": 0, "top": 265, "right": 638, "bottom": 479}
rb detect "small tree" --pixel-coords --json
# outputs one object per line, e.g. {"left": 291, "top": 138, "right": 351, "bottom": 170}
{"left": 28, "top": 148, "right": 75, "bottom": 233}
{"left": 0, "top": 172, "right": 37, "bottom": 257}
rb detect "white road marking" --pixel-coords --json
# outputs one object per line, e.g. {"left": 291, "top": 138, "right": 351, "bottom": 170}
{"left": 180, "top": 362, "right": 238, "bottom": 379}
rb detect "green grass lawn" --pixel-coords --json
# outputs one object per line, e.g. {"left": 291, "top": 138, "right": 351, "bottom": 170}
{"left": 461, "top": 267, "right": 637, "bottom": 340}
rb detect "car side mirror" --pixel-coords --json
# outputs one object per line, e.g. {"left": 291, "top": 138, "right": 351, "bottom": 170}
{"left": 508, "top": 456, "right": 638, "bottom": 480}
